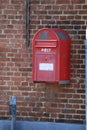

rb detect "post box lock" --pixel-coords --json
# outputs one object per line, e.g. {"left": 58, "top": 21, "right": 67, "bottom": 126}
{"left": 32, "top": 28, "right": 71, "bottom": 84}
{"left": 45, "top": 56, "right": 48, "bottom": 61}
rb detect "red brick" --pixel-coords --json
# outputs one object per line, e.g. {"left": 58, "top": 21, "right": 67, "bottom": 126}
{"left": 0, "top": 0, "right": 9, "bottom": 4}
{"left": 56, "top": 0, "right": 70, "bottom": 4}
{"left": 0, "top": 0, "right": 86, "bottom": 123}
{"left": 11, "top": 0, "right": 25, "bottom": 4}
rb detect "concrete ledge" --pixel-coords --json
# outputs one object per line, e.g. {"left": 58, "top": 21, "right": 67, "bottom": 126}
{"left": 0, "top": 120, "right": 85, "bottom": 130}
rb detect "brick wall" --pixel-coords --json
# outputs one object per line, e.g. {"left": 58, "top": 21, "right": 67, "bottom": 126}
{"left": 0, "top": 0, "right": 87, "bottom": 123}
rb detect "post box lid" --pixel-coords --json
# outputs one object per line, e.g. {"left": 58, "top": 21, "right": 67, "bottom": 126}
{"left": 33, "top": 28, "right": 70, "bottom": 42}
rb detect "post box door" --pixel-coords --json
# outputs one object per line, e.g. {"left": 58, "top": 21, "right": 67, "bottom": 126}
{"left": 32, "top": 28, "right": 71, "bottom": 83}
{"left": 35, "top": 53, "right": 56, "bottom": 82}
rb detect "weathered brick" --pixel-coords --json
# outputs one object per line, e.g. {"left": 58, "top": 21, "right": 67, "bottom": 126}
{"left": 11, "top": 0, "right": 25, "bottom": 4}
{"left": 56, "top": 0, "right": 70, "bottom": 4}
{"left": 0, "top": 0, "right": 86, "bottom": 123}
{"left": 0, "top": 0, "right": 9, "bottom": 4}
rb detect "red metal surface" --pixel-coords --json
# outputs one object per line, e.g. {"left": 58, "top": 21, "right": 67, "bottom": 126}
{"left": 32, "top": 28, "right": 71, "bottom": 84}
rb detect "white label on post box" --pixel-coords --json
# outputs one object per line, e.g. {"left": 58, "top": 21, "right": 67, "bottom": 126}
{"left": 39, "top": 63, "right": 53, "bottom": 71}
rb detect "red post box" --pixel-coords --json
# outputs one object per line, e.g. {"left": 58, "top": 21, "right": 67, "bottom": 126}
{"left": 32, "top": 28, "right": 71, "bottom": 84}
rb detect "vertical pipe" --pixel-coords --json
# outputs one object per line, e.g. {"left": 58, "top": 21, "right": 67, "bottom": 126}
{"left": 10, "top": 96, "right": 16, "bottom": 130}
{"left": 11, "top": 117, "right": 16, "bottom": 130}
{"left": 26, "top": 0, "right": 30, "bottom": 47}
{"left": 85, "top": 40, "right": 87, "bottom": 130}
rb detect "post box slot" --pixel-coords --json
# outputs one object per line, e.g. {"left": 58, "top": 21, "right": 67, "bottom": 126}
{"left": 35, "top": 40, "right": 57, "bottom": 48}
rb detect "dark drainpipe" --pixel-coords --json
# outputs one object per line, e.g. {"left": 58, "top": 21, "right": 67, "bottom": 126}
{"left": 26, "top": 0, "right": 30, "bottom": 47}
